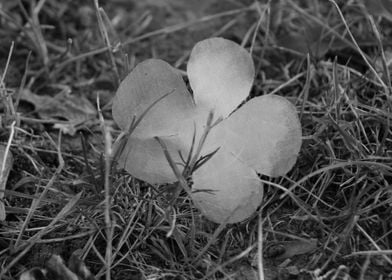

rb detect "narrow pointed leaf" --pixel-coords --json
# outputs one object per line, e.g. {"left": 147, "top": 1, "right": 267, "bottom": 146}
{"left": 187, "top": 37, "right": 255, "bottom": 118}
{"left": 192, "top": 148, "right": 263, "bottom": 224}
{"left": 112, "top": 59, "right": 195, "bottom": 137}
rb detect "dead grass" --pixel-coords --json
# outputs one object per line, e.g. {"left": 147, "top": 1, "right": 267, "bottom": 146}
{"left": 0, "top": 0, "right": 392, "bottom": 279}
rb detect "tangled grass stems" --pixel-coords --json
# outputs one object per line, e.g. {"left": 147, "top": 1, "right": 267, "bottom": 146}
{"left": 0, "top": 0, "right": 392, "bottom": 279}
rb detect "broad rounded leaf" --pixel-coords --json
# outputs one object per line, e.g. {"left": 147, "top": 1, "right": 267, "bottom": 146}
{"left": 118, "top": 136, "right": 189, "bottom": 185}
{"left": 112, "top": 59, "right": 195, "bottom": 137}
{"left": 192, "top": 148, "right": 263, "bottom": 224}
{"left": 209, "top": 94, "right": 302, "bottom": 177}
{"left": 187, "top": 37, "right": 255, "bottom": 118}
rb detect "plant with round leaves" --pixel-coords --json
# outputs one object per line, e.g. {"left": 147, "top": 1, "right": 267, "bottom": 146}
{"left": 112, "top": 37, "right": 302, "bottom": 224}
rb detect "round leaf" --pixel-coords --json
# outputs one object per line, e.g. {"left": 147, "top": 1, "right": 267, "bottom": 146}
{"left": 210, "top": 94, "right": 302, "bottom": 177}
{"left": 192, "top": 148, "right": 263, "bottom": 224}
{"left": 187, "top": 37, "right": 255, "bottom": 118}
{"left": 112, "top": 59, "right": 195, "bottom": 137}
{"left": 118, "top": 135, "right": 189, "bottom": 184}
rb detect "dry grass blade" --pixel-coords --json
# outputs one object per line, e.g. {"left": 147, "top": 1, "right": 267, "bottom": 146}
{"left": 299, "top": 53, "right": 311, "bottom": 121}
{"left": 16, "top": 0, "right": 49, "bottom": 66}
{"left": 365, "top": 14, "right": 392, "bottom": 155}
{"left": 93, "top": 0, "right": 120, "bottom": 86}
{"left": 0, "top": 42, "right": 14, "bottom": 87}
{"left": 248, "top": 2, "right": 268, "bottom": 55}
{"left": 0, "top": 122, "right": 15, "bottom": 221}
{"left": 0, "top": 42, "right": 17, "bottom": 122}
{"left": 367, "top": 15, "right": 392, "bottom": 90}
{"left": 328, "top": 0, "right": 387, "bottom": 90}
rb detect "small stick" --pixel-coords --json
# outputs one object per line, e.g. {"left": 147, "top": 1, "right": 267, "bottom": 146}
{"left": 97, "top": 96, "right": 113, "bottom": 280}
